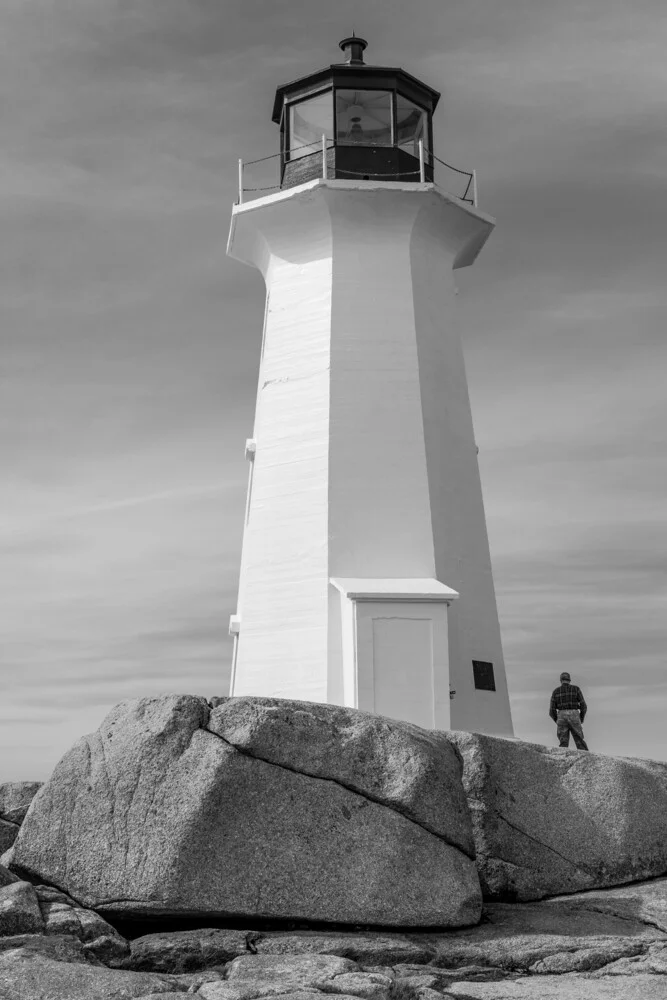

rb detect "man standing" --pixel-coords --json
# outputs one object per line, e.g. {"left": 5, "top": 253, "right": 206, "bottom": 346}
{"left": 549, "top": 671, "right": 589, "bottom": 750}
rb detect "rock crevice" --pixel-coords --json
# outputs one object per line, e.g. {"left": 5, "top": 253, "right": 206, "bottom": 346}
{"left": 10, "top": 695, "right": 482, "bottom": 928}
{"left": 446, "top": 730, "right": 667, "bottom": 901}
{"left": 207, "top": 698, "right": 475, "bottom": 859}
{"left": 493, "top": 812, "right": 598, "bottom": 876}
{"left": 202, "top": 723, "right": 473, "bottom": 860}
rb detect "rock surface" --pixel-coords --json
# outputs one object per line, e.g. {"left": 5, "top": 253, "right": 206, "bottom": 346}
{"left": 429, "top": 894, "right": 664, "bottom": 972}
{"left": 0, "top": 934, "right": 189, "bottom": 999}
{"left": 0, "top": 782, "right": 42, "bottom": 856}
{"left": 0, "top": 818, "right": 18, "bottom": 855}
{"left": 0, "top": 781, "right": 43, "bottom": 825}
{"left": 445, "top": 976, "right": 667, "bottom": 998}
{"left": 0, "top": 863, "right": 18, "bottom": 888}
{"left": 0, "top": 846, "right": 14, "bottom": 869}
{"left": 126, "top": 928, "right": 255, "bottom": 972}
{"left": 209, "top": 697, "right": 473, "bottom": 854}
{"left": 254, "top": 931, "right": 434, "bottom": 966}
{"left": 226, "top": 953, "right": 359, "bottom": 989}
{"left": 12, "top": 695, "right": 480, "bottom": 927}
{"left": 35, "top": 883, "right": 130, "bottom": 963}
{"left": 545, "top": 876, "right": 667, "bottom": 932}
{"left": 0, "top": 881, "right": 43, "bottom": 936}
{"left": 199, "top": 992, "right": 361, "bottom": 1000}
{"left": 446, "top": 731, "right": 667, "bottom": 901}
{"left": 0, "top": 878, "right": 666, "bottom": 997}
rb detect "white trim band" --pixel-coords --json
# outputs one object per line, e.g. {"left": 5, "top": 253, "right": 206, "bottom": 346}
{"left": 330, "top": 577, "right": 459, "bottom": 603}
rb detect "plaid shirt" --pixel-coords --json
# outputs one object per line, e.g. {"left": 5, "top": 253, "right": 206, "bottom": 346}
{"left": 549, "top": 682, "right": 587, "bottom": 722}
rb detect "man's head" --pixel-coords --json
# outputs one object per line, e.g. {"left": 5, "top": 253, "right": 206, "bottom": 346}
{"left": 560, "top": 671, "right": 571, "bottom": 683}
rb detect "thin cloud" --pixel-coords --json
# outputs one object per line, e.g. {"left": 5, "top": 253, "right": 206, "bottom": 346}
{"left": 62, "top": 483, "right": 233, "bottom": 518}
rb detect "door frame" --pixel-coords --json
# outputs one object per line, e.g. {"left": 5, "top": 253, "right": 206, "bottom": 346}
{"left": 330, "top": 577, "right": 458, "bottom": 730}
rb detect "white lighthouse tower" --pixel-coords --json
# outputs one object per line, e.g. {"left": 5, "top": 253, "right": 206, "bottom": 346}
{"left": 227, "top": 37, "right": 513, "bottom": 737}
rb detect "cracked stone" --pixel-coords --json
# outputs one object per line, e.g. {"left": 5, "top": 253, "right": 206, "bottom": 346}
{"left": 255, "top": 932, "right": 434, "bottom": 966}
{"left": 0, "top": 934, "right": 187, "bottom": 999}
{"left": 446, "top": 731, "right": 667, "bottom": 901}
{"left": 543, "top": 877, "right": 667, "bottom": 934}
{"left": 529, "top": 942, "right": 646, "bottom": 974}
{"left": 126, "top": 928, "right": 256, "bottom": 972}
{"left": 207, "top": 697, "right": 474, "bottom": 856}
{"left": 33, "top": 884, "right": 130, "bottom": 963}
{"left": 0, "top": 781, "right": 43, "bottom": 825}
{"left": 12, "top": 695, "right": 481, "bottom": 927}
{"left": 427, "top": 891, "right": 666, "bottom": 972}
{"left": 590, "top": 941, "right": 667, "bottom": 976}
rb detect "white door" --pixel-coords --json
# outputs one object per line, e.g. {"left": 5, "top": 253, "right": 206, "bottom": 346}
{"left": 353, "top": 600, "right": 450, "bottom": 730}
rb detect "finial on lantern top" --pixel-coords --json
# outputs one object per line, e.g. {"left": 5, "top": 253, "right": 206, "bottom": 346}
{"left": 338, "top": 34, "right": 368, "bottom": 65}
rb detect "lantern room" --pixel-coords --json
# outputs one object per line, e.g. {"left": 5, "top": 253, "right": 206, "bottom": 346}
{"left": 272, "top": 36, "right": 440, "bottom": 189}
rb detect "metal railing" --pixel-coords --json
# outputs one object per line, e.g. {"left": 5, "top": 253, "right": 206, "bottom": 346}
{"left": 237, "top": 137, "right": 478, "bottom": 208}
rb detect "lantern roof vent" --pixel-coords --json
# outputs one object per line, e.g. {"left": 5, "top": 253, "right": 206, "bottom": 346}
{"left": 338, "top": 34, "right": 368, "bottom": 65}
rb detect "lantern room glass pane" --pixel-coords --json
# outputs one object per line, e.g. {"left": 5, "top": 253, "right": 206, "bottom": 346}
{"left": 288, "top": 91, "right": 333, "bottom": 160}
{"left": 396, "top": 94, "right": 428, "bottom": 156}
{"left": 336, "top": 90, "right": 392, "bottom": 145}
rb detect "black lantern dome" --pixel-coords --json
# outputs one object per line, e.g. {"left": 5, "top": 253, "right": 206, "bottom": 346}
{"left": 272, "top": 37, "right": 440, "bottom": 189}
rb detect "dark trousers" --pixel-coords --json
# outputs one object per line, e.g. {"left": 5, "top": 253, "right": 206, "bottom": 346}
{"left": 556, "top": 709, "right": 589, "bottom": 750}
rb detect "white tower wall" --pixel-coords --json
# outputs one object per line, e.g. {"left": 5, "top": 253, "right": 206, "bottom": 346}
{"left": 409, "top": 217, "right": 513, "bottom": 733}
{"left": 228, "top": 179, "right": 513, "bottom": 736}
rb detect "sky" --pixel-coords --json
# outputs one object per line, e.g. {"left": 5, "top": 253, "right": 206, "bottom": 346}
{"left": 1, "top": 0, "right": 666, "bottom": 780}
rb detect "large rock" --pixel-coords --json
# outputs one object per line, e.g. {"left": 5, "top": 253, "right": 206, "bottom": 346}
{"left": 0, "top": 881, "right": 44, "bottom": 936}
{"left": 12, "top": 695, "right": 481, "bottom": 927}
{"left": 0, "top": 934, "right": 199, "bottom": 999}
{"left": 209, "top": 697, "right": 473, "bottom": 854}
{"left": 0, "top": 783, "right": 42, "bottom": 856}
{"left": 35, "top": 883, "right": 130, "bottom": 964}
{"left": 0, "top": 781, "right": 43, "bottom": 825}
{"left": 126, "top": 927, "right": 254, "bottom": 972}
{"left": 446, "top": 732, "right": 667, "bottom": 901}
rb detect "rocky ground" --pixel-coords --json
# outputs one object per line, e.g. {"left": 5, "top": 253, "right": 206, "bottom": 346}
{"left": 2, "top": 867, "right": 667, "bottom": 998}
{"left": 4, "top": 698, "right": 667, "bottom": 998}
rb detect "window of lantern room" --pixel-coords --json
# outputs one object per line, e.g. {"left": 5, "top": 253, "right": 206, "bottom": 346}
{"left": 396, "top": 94, "right": 428, "bottom": 158}
{"left": 335, "top": 90, "right": 393, "bottom": 146}
{"left": 287, "top": 91, "right": 333, "bottom": 160}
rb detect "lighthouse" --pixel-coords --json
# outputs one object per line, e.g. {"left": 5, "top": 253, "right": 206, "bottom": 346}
{"left": 227, "top": 37, "right": 513, "bottom": 737}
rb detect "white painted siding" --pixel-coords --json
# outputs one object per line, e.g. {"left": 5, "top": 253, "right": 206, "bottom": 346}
{"left": 327, "top": 191, "right": 436, "bottom": 580}
{"left": 410, "top": 203, "right": 513, "bottom": 734}
{"left": 227, "top": 180, "right": 513, "bottom": 736}
{"left": 232, "top": 255, "right": 332, "bottom": 700}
